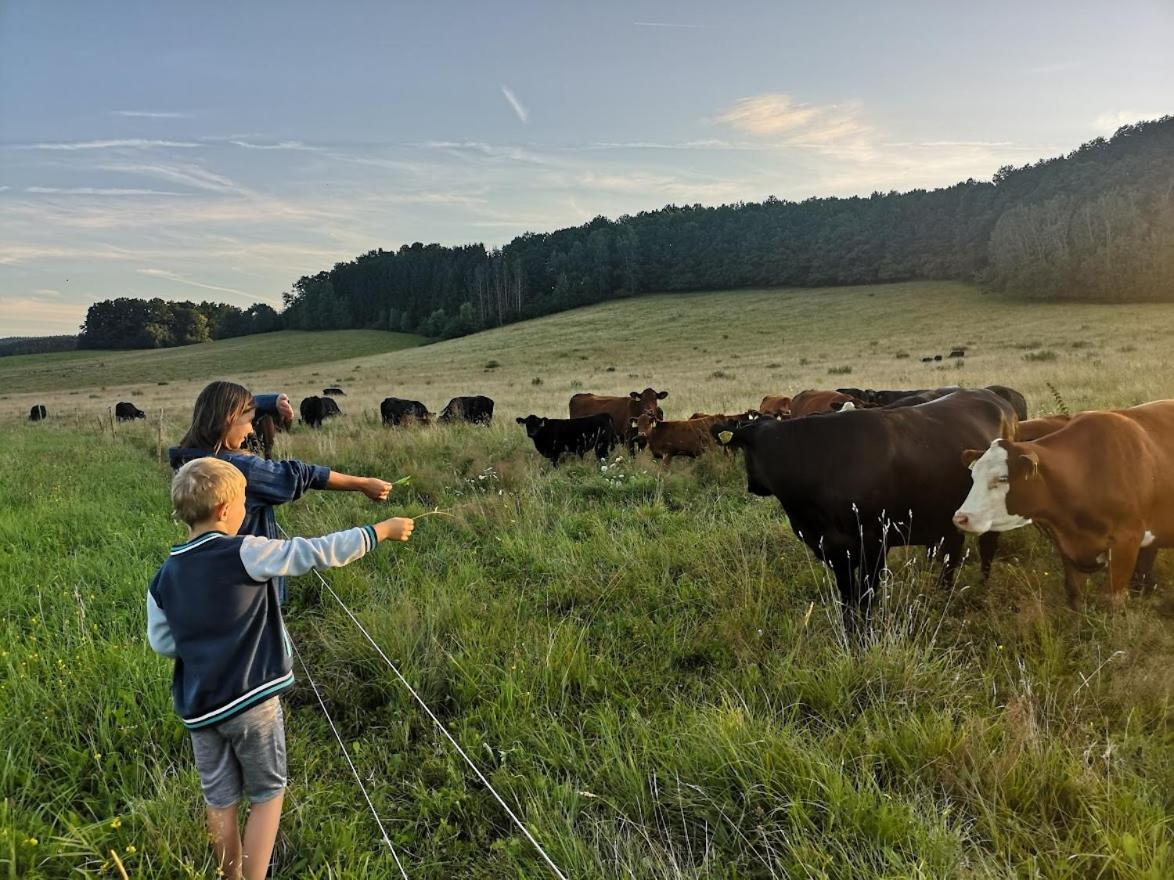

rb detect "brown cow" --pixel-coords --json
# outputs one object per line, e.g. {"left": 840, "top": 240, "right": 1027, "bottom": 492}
{"left": 1014, "top": 414, "right": 1071, "bottom": 441}
{"left": 570, "top": 388, "right": 668, "bottom": 451}
{"left": 758, "top": 395, "right": 792, "bottom": 417}
{"left": 955, "top": 400, "right": 1174, "bottom": 608}
{"left": 688, "top": 410, "right": 761, "bottom": 428}
{"left": 789, "top": 389, "right": 862, "bottom": 417}
{"left": 633, "top": 413, "right": 716, "bottom": 467}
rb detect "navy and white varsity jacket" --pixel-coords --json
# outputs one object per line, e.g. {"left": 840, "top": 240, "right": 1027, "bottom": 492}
{"left": 147, "top": 526, "right": 379, "bottom": 729}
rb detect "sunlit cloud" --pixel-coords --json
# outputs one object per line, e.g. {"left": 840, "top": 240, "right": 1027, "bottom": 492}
{"left": 13, "top": 139, "right": 200, "bottom": 150}
{"left": 25, "top": 186, "right": 186, "bottom": 196}
{"left": 501, "top": 86, "right": 529, "bottom": 124}
{"left": 716, "top": 94, "right": 824, "bottom": 136}
{"left": 633, "top": 21, "right": 704, "bottom": 29}
{"left": 0, "top": 296, "right": 88, "bottom": 328}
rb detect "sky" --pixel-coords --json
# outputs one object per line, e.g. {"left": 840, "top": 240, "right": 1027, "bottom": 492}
{"left": 1, "top": 0, "right": 1171, "bottom": 335}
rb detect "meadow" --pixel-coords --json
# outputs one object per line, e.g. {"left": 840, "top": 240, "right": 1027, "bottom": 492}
{"left": 2, "top": 281, "right": 1171, "bottom": 878}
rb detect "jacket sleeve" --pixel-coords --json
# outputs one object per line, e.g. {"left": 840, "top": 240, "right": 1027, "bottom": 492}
{"left": 253, "top": 393, "right": 282, "bottom": 417}
{"left": 239, "top": 526, "right": 379, "bottom": 582}
{"left": 234, "top": 455, "right": 331, "bottom": 506}
{"left": 146, "top": 586, "right": 178, "bottom": 658}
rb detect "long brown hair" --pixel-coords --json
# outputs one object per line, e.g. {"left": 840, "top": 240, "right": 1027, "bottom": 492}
{"left": 178, "top": 381, "right": 256, "bottom": 453}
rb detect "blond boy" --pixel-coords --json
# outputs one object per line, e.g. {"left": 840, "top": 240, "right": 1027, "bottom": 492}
{"left": 147, "top": 457, "right": 412, "bottom": 880}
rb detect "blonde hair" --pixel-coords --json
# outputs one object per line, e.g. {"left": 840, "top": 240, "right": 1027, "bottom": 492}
{"left": 171, "top": 458, "right": 246, "bottom": 525}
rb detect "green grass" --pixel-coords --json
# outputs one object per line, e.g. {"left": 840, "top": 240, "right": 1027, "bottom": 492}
{"left": 2, "top": 282, "right": 1172, "bottom": 877}
{"left": 0, "top": 330, "right": 424, "bottom": 395}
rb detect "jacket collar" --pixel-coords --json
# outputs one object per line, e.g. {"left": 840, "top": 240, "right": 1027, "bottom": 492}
{"left": 170, "top": 530, "right": 228, "bottom": 555}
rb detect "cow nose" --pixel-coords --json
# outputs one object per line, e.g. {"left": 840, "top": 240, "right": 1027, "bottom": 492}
{"left": 953, "top": 512, "right": 968, "bottom": 528}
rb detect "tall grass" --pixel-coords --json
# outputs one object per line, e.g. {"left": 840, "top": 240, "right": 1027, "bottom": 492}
{"left": 2, "top": 413, "right": 1170, "bottom": 878}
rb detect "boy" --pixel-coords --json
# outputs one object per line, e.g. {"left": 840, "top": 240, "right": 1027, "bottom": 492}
{"left": 147, "top": 457, "right": 413, "bottom": 880}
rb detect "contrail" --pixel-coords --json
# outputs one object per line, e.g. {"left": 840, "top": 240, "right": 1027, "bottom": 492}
{"left": 501, "top": 85, "right": 529, "bottom": 124}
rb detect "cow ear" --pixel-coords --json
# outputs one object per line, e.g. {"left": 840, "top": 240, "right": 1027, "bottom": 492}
{"left": 748, "top": 411, "right": 760, "bottom": 420}
{"left": 1014, "top": 450, "right": 1040, "bottom": 480}
{"left": 629, "top": 417, "right": 639, "bottom": 429}
{"left": 629, "top": 391, "right": 640, "bottom": 400}
{"left": 961, "top": 448, "right": 983, "bottom": 470}
{"left": 515, "top": 417, "right": 525, "bottom": 424}
{"left": 657, "top": 390, "right": 668, "bottom": 399}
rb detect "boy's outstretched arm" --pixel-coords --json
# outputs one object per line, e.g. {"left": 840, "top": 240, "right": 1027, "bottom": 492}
{"left": 240, "top": 518, "right": 414, "bottom": 581}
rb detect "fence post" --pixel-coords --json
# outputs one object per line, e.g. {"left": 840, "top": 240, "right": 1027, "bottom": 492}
{"left": 157, "top": 408, "right": 164, "bottom": 465}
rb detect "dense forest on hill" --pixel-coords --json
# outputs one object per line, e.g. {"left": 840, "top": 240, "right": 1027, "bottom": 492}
{"left": 78, "top": 299, "right": 281, "bottom": 349}
{"left": 0, "top": 335, "right": 79, "bottom": 357}
{"left": 76, "top": 117, "right": 1173, "bottom": 348}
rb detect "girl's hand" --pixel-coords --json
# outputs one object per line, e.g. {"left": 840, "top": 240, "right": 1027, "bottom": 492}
{"left": 361, "top": 478, "right": 393, "bottom": 501}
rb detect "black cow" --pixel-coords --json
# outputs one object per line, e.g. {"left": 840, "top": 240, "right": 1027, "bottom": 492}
{"left": 439, "top": 395, "right": 494, "bottom": 425}
{"left": 516, "top": 414, "right": 617, "bottom": 465}
{"left": 29, "top": 404, "right": 47, "bottom": 422}
{"left": 299, "top": 395, "right": 340, "bottom": 428}
{"left": 948, "top": 348, "right": 967, "bottom": 358}
{"left": 837, "top": 385, "right": 1028, "bottom": 419}
{"left": 115, "top": 402, "right": 146, "bottom": 422}
{"left": 381, "top": 397, "right": 431, "bottom": 426}
{"left": 323, "top": 387, "right": 345, "bottom": 396}
{"left": 719, "top": 390, "right": 1018, "bottom": 629}
{"left": 246, "top": 410, "right": 293, "bottom": 460}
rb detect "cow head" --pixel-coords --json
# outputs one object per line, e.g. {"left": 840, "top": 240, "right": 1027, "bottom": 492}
{"left": 629, "top": 387, "right": 669, "bottom": 415}
{"left": 632, "top": 412, "right": 660, "bottom": 444}
{"left": 953, "top": 439, "right": 1036, "bottom": 533}
{"left": 516, "top": 415, "right": 547, "bottom": 438}
{"left": 717, "top": 421, "right": 773, "bottom": 496}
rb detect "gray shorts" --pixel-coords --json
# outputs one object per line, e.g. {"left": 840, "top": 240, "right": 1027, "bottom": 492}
{"left": 189, "top": 696, "right": 287, "bottom": 808}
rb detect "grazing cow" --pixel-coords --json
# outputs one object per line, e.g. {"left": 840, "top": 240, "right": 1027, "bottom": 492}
{"left": 720, "top": 390, "right": 1018, "bottom": 627}
{"left": 320, "top": 397, "right": 342, "bottom": 417}
{"left": 949, "top": 348, "right": 967, "bottom": 358}
{"left": 115, "top": 401, "right": 146, "bottom": 422}
{"left": 323, "top": 387, "right": 345, "bottom": 396}
{"left": 247, "top": 409, "right": 293, "bottom": 460}
{"left": 29, "top": 404, "right": 47, "bottom": 422}
{"left": 955, "top": 401, "right": 1174, "bottom": 607}
{"left": 516, "top": 414, "right": 617, "bottom": 465}
{"left": 569, "top": 388, "right": 669, "bottom": 451}
{"left": 789, "top": 389, "right": 862, "bottom": 417}
{"left": 633, "top": 414, "right": 719, "bottom": 467}
{"left": 299, "top": 395, "right": 327, "bottom": 428}
{"left": 380, "top": 397, "right": 431, "bottom": 426}
{"left": 757, "top": 395, "right": 793, "bottom": 417}
{"left": 439, "top": 395, "right": 494, "bottom": 425}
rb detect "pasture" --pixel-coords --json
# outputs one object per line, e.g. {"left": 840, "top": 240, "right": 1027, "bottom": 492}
{"left": 2, "top": 281, "right": 1172, "bottom": 878}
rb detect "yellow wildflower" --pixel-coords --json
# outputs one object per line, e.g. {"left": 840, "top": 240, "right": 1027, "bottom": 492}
{"left": 110, "top": 817, "right": 122, "bottom": 829}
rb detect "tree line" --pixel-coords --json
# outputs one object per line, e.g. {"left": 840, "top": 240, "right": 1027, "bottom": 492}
{"left": 78, "top": 298, "right": 281, "bottom": 349}
{"left": 73, "top": 116, "right": 1173, "bottom": 349}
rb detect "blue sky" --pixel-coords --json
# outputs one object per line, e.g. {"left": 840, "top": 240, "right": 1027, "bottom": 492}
{"left": 1, "top": 0, "right": 1171, "bottom": 335}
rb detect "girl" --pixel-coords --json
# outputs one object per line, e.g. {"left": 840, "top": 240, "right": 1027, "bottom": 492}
{"left": 170, "top": 380, "right": 394, "bottom": 603}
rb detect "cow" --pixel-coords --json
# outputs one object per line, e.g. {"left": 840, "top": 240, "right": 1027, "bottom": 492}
{"left": 632, "top": 413, "right": 720, "bottom": 467}
{"left": 949, "top": 348, "right": 967, "bottom": 358}
{"left": 246, "top": 409, "right": 293, "bottom": 460}
{"left": 954, "top": 401, "right": 1174, "bottom": 608}
{"left": 28, "top": 404, "right": 47, "bottom": 422}
{"left": 115, "top": 402, "right": 146, "bottom": 422}
{"left": 299, "top": 395, "right": 329, "bottom": 428}
{"left": 757, "top": 395, "right": 793, "bottom": 417}
{"left": 320, "top": 397, "right": 342, "bottom": 418}
{"left": 381, "top": 397, "right": 431, "bottom": 427}
{"left": 323, "top": 387, "right": 345, "bottom": 396}
{"left": 719, "top": 389, "right": 1018, "bottom": 629}
{"left": 838, "top": 385, "right": 1028, "bottom": 419}
{"left": 569, "top": 388, "right": 669, "bottom": 452}
{"left": 789, "top": 389, "right": 862, "bottom": 417}
{"left": 516, "top": 414, "right": 617, "bottom": 466}
{"left": 1015, "top": 414, "right": 1071, "bottom": 441}
{"left": 439, "top": 395, "right": 494, "bottom": 425}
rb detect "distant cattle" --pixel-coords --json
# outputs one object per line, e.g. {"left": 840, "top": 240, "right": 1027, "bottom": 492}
{"left": 248, "top": 409, "right": 293, "bottom": 459}
{"left": 380, "top": 397, "right": 431, "bottom": 426}
{"left": 323, "top": 387, "right": 345, "bottom": 396}
{"left": 789, "top": 389, "right": 862, "bottom": 417}
{"left": 955, "top": 400, "right": 1174, "bottom": 608}
{"left": 115, "top": 402, "right": 146, "bottom": 422}
{"left": 439, "top": 395, "right": 494, "bottom": 425}
{"left": 633, "top": 414, "right": 719, "bottom": 467}
{"left": 569, "top": 388, "right": 668, "bottom": 451}
{"left": 720, "top": 389, "right": 1018, "bottom": 628}
{"left": 28, "top": 404, "right": 47, "bottom": 422}
{"left": 299, "top": 395, "right": 340, "bottom": 428}
{"left": 517, "top": 414, "right": 617, "bottom": 465}
{"left": 921, "top": 356, "right": 934, "bottom": 363}
{"left": 838, "top": 385, "right": 1028, "bottom": 420}
{"left": 757, "top": 395, "right": 793, "bottom": 417}
{"left": 949, "top": 348, "right": 967, "bottom": 358}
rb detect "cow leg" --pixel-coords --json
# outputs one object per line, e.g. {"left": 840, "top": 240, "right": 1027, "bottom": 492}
{"left": 1130, "top": 546, "right": 1158, "bottom": 593}
{"left": 1105, "top": 538, "right": 1142, "bottom": 610}
{"left": 978, "top": 531, "right": 1000, "bottom": 581}
{"left": 1060, "top": 556, "right": 1089, "bottom": 611}
{"left": 935, "top": 532, "right": 966, "bottom": 587}
{"left": 857, "top": 541, "right": 888, "bottom": 627}
{"left": 827, "top": 551, "right": 864, "bottom": 634}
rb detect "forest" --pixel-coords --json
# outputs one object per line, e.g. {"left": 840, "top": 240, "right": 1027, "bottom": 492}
{"left": 77, "top": 117, "right": 1173, "bottom": 348}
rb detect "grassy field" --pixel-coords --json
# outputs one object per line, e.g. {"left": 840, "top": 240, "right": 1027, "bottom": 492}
{"left": 2, "top": 281, "right": 1172, "bottom": 878}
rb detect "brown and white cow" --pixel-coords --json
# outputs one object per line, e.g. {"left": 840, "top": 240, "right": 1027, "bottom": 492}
{"left": 954, "top": 400, "right": 1174, "bottom": 608}
{"left": 632, "top": 413, "right": 717, "bottom": 467}
{"left": 757, "top": 395, "right": 793, "bottom": 417}
{"left": 570, "top": 388, "right": 668, "bottom": 452}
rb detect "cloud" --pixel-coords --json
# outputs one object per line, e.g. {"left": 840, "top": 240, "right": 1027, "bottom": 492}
{"left": 112, "top": 110, "right": 192, "bottom": 119}
{"left": 881, "top": 141, "right": 1017, "bottom": 148}
{"left": 501, "top": 86, "right": 529, "bottom": 124}
{"left": 25, "top": 186, "right": 186, "bottom": 196}
{"left": 715, "top": 93, "right": 876, "bottom": 159}
{"left": 633, "top": 21, "right": 704, "bottom": 29}
{"left": 1093, "top": 110, "right": 1162, "bottom": 133}
{"left": 0, "top": 296, "right": 87, "bottom": 328}
{"left": 14, "top": 139, "right": 200, "bottom": 150}
{"left": 229, "top": 139, "right": 318, "bottom": 151}
{"left": 716, "top": 94, "right": 824, "bottom": 136}
{"left": 98, "top": 161, "right": 243, "bottom": 194}
{"left": 136, "top": 268, "right": 282, "bottom": 305}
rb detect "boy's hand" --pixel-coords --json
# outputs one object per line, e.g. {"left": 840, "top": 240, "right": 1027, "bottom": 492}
{"left": 361, "top": 477, "right": 393, "bottom": 501}
{"left": 375, "top": 517, "right": 414, "bottom": 543}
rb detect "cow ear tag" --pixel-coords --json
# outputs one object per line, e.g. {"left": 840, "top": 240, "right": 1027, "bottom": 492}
{"left": 718, "top": 430, "right": 734, "bottom": 445}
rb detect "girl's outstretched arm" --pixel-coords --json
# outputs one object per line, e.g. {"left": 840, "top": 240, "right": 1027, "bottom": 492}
{"left": 324, "top": 471, "right": 393, "bottom": 501}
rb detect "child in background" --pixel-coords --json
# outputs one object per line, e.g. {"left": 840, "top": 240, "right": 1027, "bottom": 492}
{"left": 170, "top": 380, "right": 395, "bottom": 603}
{"left": 148, "top": 457, "right": 414, "bottom": 879}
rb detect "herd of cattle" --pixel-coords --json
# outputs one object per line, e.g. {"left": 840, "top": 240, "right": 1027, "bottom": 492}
{"left": 26, "top": 379, "right": 1171, "bottom": 625}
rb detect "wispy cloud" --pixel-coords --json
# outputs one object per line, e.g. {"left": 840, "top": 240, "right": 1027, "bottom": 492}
{"left": 14, "top": 139, "right": 200, "bottom": 151}
{"left": 1023, "top": 62, "right": 1080, "bottom": 76}
{"left": 716, "top": 94, "right": 823, "bottom": 135}
{"left": 633, "top": 21, "right": 704, "bottom": 29}
{"left": 501, "top": 85, "right": 529, "bottom": 124}
{"left": 228, "top": 139, "right": 318, "bottom": 151}
{"left": 1093, "top": 110, "right": 1162, "bottom": 133}
{"left": 136, "top": 268, "right": 282, "bottom": 305}
{"left": 880, "top": 140, "right": 1017, "bottom": 148}
{"left": 716, "top": 93, "right": 875, "bottom": 158}
{"left": 25, "top": 186, "right": 186, "bottom": 196}
{"left": 99, "top": 161, "right": 243, "bottom": 194}
{"left": 0, "top": 296, "right": 87, "bottom": 327}
{"left": 112, "top": 110, "right": 192, "bottom": 119}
